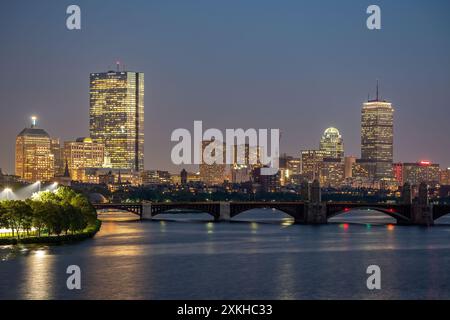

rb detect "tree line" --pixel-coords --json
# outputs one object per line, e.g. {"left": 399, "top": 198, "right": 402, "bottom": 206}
{"left": 0, "top": 187, "right": 97, "bottom": 238}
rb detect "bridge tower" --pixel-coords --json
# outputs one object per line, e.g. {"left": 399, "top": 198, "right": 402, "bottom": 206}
{"left": 141, "top": 201, "right": 153, "bottom": 220}
{"left": 300, "top": 180, "right": 310, "bottom": 201}
{"left": 306, "top": 179, "right": 326, "bottom": 224}
{"left": 402, "top": 182, "right": 412, "bottom": 205}
{"left": 411, "top": 182, "right": 433, "bottom": 226}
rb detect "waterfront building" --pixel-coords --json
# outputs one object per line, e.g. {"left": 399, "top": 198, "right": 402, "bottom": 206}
{"left": 320, "top": 127, "right": 344, "bottom": 159}
{"left": 64, "top": 137, "right": 105, "bottom": 181}
{"left": 89, "top": 70, "right": 144, "bottom": 172}
{"left": 360, "top": 84, "right": 394, "bottom": 180}
{"left": 15, "top": 118, "right": 54, "bottom": 182}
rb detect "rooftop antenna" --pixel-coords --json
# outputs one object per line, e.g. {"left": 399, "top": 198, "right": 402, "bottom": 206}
{"left": 31, "top": 116, "right": 37, "bottom": 128}
{"left": 116, "top": 61, "right": 120, "bottom": 72}
{"left": 376, "top": 79, "right": 379, "bottom": 101}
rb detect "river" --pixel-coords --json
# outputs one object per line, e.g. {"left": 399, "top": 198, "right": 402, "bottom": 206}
{"left": 1, "top": 209, "right": 449, "bottom": 299}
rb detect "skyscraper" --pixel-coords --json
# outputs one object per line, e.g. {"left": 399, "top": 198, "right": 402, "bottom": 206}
{"left": 320, "top": 127, "right": 344, "bottom": 159}
{"left": 360, "top": 83, "right": 394, "bottom": 180}
{"left": 15, "top": 117, "right": 54, "bottom": 182}
{"left": 89, "top": 70, "right": 144, "bottom": 172}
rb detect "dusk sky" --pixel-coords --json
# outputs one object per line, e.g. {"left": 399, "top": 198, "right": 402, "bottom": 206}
{"left": 1, "top": 0, "right": 449, "bottom": 174}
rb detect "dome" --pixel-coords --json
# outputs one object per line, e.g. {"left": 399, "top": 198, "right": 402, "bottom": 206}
{"left": 323, "top": 127, "right": 340, "bottom": 136}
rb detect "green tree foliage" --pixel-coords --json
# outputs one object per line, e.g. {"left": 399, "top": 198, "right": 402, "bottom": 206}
{"left": 0, "top": 187, "right": 98, "bottom": 239}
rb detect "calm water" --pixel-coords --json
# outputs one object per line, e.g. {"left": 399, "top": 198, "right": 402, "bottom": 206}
{"left": 1, "top": 209, "right": 449, "bottom": 300}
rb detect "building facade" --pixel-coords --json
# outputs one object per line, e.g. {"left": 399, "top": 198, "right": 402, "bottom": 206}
{"left": 89, "top": 71, "right": 144, "bottom": 172}
{"left": 320, "top": 127, "right": 344, "bottom": 159}
{"left": 301, "top": 150, "right": 326, "bottom": 182}
{"left": 64, "top": 137, "right": 105, "bottom": 182}
{"left": 199, "top": 140, "right": 228, "bottom": 186}
{"left": 360, "top": 88, "right": 394, "bottom": 180}
{"left": 15, "top": 120, "right": 54, "bottom": 182}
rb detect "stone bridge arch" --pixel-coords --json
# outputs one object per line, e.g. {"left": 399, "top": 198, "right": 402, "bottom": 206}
{"left": 229, "top": 202, "right": 306, "bottom": 223}
{"left": 326, "top": 203, "right": 412, "bottom": 225}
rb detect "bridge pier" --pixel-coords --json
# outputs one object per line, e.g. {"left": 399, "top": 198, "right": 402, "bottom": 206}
{"left": 305, "top": 203, "right": 327, "bottom": 224}
{"left": 216, "top": 202, "right": 230, "bottom": 222}
{"left": 141, "top": 201, "right": 153, "bottom": 220}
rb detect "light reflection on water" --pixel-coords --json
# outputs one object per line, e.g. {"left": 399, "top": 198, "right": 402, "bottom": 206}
{"left": 0, "top": 209, "right": 449, "bottom": 300}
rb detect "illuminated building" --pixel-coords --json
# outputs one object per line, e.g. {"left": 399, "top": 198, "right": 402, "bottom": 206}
{"left": 402, "top": 161, "right": 440, "bottom": 187}
{"left": 141, "top": 170, "right": 171, "bottom": 185}
{"left": 199, "top": 140, "right": 227, "bottom": 186}
{"left": 252, "top": 167, "right": 280, "bottom": 193}
{"left": 231, "top": 144, "right": 260, "bottom": 184}
{"left": 344, "top": 156, "right": 356, "bottom": 179}
{"left": 89, "top": 70, "right": 144, "bottom": 172}
{"left": 63, "top": 137, "right": 105, "bottom": 181}
{"left": 15, "top": 118, "right": 54, "bottom": 182}
{"left": 360, "top": 83, "right": 394, "bottom": 180}
{"left": 320, "top": 127, "right": 344, "bottom": 159}
{"left": 393, "top": 163, "right": 404, "bottom": 186}
{"left": 320, "top": 158, "right": 344, "bottom": 188}
{"left": 82, "top": 168, "right": 142, "bottom": 186}
{"left": 301, "top": 150, "right": 327, "bottom": 182}
{"left": 440, "top": 168, "right": 450, "bottom": 185}
{"left": 51, "top": 138, "right": 64, "bottom": 176}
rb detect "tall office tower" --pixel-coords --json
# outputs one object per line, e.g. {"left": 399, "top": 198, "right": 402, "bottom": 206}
{"left": 320, "top": 127, "right": 344, "bottom": 159}
{"left": 199, "top": 140, "right": 227, "bottom": 186}
{"left": 89, "top": 70, "right": 144, "bottom": 172}
{"left": 360, "top": 83, "right": 394, "bottom": 180}
{"left": 63, "top": 137, "right": 105, "bottom": 181}
{"left": 15, "top": 118, "right": 54, "bottom": 182}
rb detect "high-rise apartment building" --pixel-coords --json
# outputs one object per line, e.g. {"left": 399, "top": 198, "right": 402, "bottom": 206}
{"left": 15, "top": 118, "right": 54, "bottom": 182}
{"left": 89, "top": 70, "right": 144, "bottom": 172}
{"left": 360, "top": 84, "right": 394, "bottom": 180}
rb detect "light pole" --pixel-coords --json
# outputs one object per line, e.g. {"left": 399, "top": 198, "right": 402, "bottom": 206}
{"left": 4, "top": 188, "right": 12, "bottom": 200}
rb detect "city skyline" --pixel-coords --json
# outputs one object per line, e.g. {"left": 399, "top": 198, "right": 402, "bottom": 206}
{"left": 1, "top": 1, "right": 450, "bottom": 174}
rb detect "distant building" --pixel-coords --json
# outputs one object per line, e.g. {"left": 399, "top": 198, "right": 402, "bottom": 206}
{"left": 393, "top": 163, "right": 404, "bottom": 186}
{"left": 402, "top": 161, "right": 440, "bottom": 187}
{"left": 15, "top": 118, "right": 54, "bottom": 182}
{"left": 199, "top": 139, "right": 227, "bottom": 186}
{"left": 82, "top": 168, "right": 141, "bottom": 186}
{"left": 252, "top": 167, "right": 280, "bottom": 193}
{"left": 344, "top": 156, "right": 356, "bottom": 179}
{"left": 89, "top": 70, "right": 144, "bottom": 172}
{"left": 180, "top": 169, "right": 188, "bottom": 185}
{"left": 51, "top": 138, "right": 64, "bottom": 176}
{"left": 360, "top": 83, "right": 394, "bottom": 180}
{"left": 141, "top": 170, "right": 171, "bottom": 185}
{"left": 0, "top": 168, "right": 20, "bottom": 185}
{"left": 320, "top": 127, "right": 344, "bottom": 159}
{"left": 440, "top": 168, "right": 450, "bottom": 185}
{"left": 320, "top": 158, "right": 344, "bottom": 188}
{"left": 301, "top": 150, "right": 326, "bottom": 182}
{"left": 64, "top": 137, "right": 105, "bottom": 182}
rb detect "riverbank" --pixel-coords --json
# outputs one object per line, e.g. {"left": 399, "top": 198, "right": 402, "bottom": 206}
{"left": 0, "top": 220, "right": 101, "bottom": 245}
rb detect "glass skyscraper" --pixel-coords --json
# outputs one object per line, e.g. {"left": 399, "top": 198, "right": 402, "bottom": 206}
{"left": 320, "top": 127, "right": 344, "bottom": 159}
{"left": 89, "top": 71, "right": 144, "bottom": 172}
{"left": 360, "top": 88, "right": 394, "bottom": 180}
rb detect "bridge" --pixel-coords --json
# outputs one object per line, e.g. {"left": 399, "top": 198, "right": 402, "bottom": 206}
{"left": 93, "top": 201, "right": 450, "bottom": 225}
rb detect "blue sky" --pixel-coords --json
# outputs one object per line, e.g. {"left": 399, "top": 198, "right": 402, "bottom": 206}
{"left": 1, "top": 0, "right": 449, "bottom": 173}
